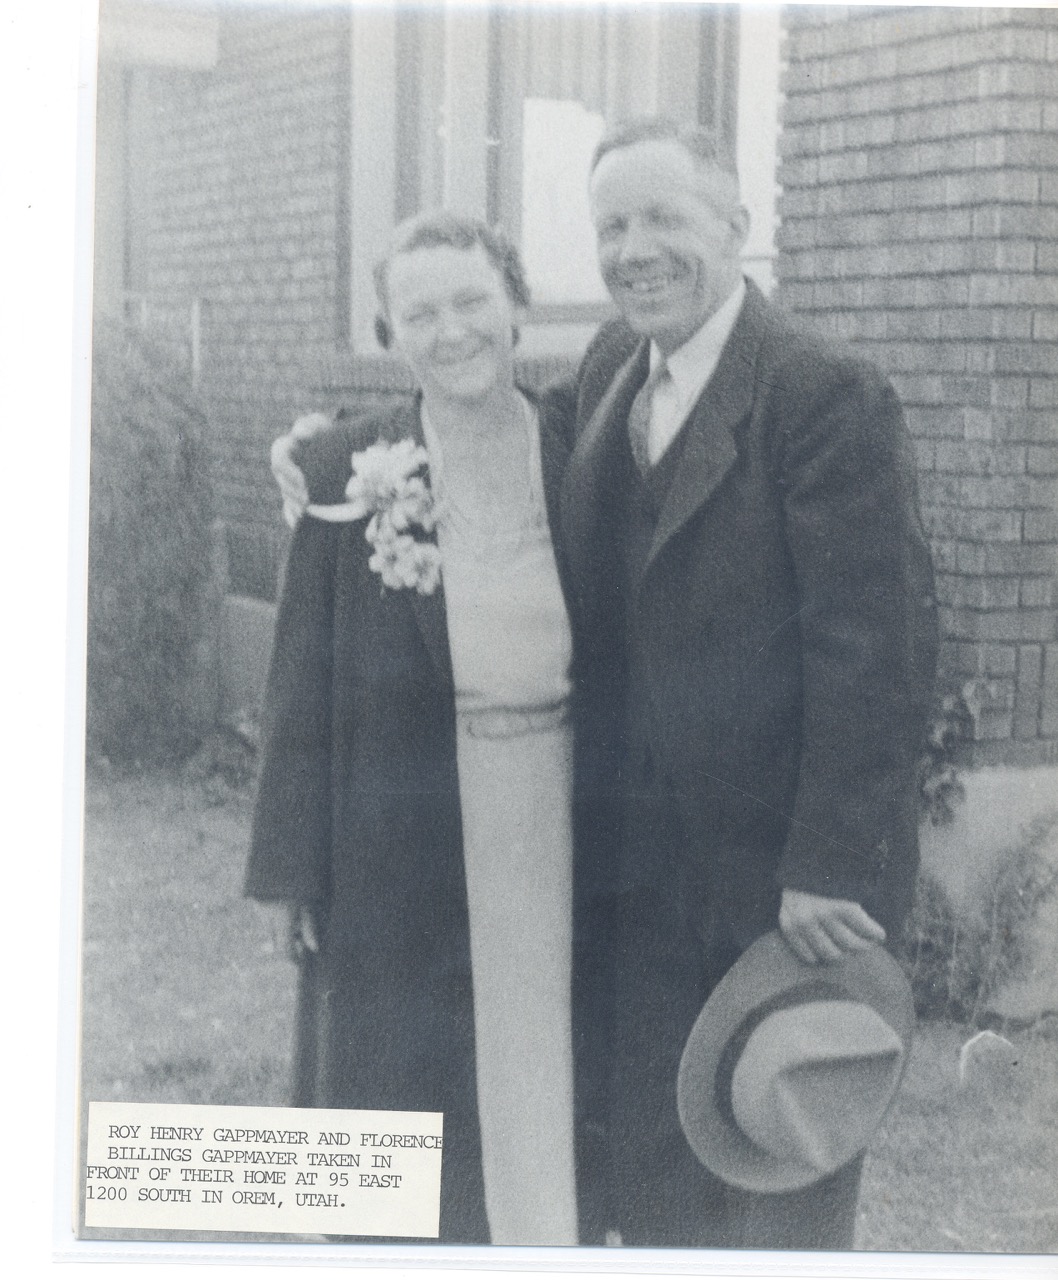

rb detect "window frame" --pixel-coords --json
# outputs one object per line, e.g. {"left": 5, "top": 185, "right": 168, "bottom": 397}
{"left": 343, "top": 2, "right": 767, "bottom": 356}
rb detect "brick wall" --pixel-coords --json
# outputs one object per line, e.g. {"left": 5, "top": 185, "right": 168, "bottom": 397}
{"left": 120, "top": 3, "right": 1058, "bottom": 757}
{"left": 778, "top": 5, "right": 1058, "bottom": 763}
{"left": 128, "top": 4, "right": 351, "bottom": 598}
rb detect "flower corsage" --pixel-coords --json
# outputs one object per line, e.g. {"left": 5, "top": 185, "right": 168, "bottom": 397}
{"left": 306, "top": 438, "right": 442, "bottom": 594}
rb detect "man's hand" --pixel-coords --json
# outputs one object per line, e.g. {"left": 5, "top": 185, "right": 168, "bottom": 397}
{"left": 779, "top": 888, "right": 885, "bottom": 965}
{"left": 286, "top": 902, "right": 320, "bottom": 964}
{"left": 272, "top": 412, "right": 330, "bottom": 526}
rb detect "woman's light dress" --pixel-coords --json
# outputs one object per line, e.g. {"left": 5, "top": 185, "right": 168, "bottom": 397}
{"left": 423, "top": 403, "right": 578, "bottom": 1246}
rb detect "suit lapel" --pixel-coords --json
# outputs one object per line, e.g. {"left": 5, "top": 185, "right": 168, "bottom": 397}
{"left": 561, "top": 341, "right": 650, "bottom": 607}
{"left": 639, "top": 288, "right": 764, "bottom": 587}
{"left": 534, "top": 386, "right": 585, "bottom": 626}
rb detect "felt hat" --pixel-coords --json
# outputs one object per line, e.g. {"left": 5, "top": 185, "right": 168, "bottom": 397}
{"left": 677, "top": 931, "right": 914, "bottom": 1193}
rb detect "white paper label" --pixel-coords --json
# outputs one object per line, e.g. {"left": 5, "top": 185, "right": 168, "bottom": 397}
{"left": 84, "top": 1101, "right": 443, "bottom": 1237}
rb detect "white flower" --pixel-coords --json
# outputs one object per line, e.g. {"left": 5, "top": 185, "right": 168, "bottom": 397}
{"left": 367, "top": 530, "right": 442, "bottom": 595}
{"left": 344, "top": 439, "right": 431, "bottom": 513}
{"left": 305, "top": 437, "right": 441, "bottom": 595}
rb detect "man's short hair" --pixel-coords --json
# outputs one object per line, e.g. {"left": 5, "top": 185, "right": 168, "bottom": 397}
{"left": 590, "top": 117, "right": 741, "bottom": 205}
{"left": 372, "top": 211, "right": 530, "bottom": 348}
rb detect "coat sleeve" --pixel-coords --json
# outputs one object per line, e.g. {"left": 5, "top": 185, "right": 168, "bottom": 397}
{"left": 772, "top": 354, "right": 938, "bottom": 916}
{"left": 245, "top": 432, "right": 354, "bottom": 905}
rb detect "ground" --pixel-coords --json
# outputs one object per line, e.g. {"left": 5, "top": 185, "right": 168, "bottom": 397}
{"left": 77, "top": 767, "right": 1058, "bottom": 1255}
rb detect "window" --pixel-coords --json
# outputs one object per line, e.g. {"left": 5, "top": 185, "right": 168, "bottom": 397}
{"left": 346, "top": 2, "right": 767, "bottom": 354}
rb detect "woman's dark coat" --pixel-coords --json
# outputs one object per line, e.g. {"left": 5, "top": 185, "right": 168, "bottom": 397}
{"left": 245, "top": 390, "right": 582, "bottom": 1243}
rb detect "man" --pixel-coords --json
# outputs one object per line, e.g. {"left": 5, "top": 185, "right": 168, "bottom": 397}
{"left": 562, "top": 119, "right": 936, "bottom": 1250}
{"left": 270, "top": 118, "right": 937, "bottom": 1250}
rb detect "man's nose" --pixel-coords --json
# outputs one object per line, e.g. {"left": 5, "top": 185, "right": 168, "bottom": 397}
{"left": 436, "top": 308, "right": 468, "bottom": 340}
{"left": 617, "top": 218, "right": 658, "bottom": 263}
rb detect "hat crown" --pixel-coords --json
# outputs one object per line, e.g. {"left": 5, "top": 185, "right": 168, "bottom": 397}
{"left": 731, "top": 1000, "right": 904, "bottom": 1175}
{"left": 676, "top": 932, "right": 915, "bottom": 1193}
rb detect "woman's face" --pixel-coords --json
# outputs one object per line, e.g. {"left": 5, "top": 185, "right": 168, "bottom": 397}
{"left": 386, "top": 243, "right": 521, "bottom": 407}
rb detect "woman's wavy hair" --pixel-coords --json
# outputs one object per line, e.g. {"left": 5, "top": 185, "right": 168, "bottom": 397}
{"left": 372, "top": 211, "right": 531, "bottom": 349}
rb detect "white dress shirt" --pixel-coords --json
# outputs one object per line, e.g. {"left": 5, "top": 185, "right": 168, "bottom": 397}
{"left": 645, "top": 278, "right": 747, "bottom": 465}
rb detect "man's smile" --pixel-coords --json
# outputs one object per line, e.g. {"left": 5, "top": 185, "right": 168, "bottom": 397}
{"left": 627, "top": 278, "right": 676, "bottom": 295}
{"left": 614, "top": 268, "right": 682, "bottom": 296}
{"left": 433, "top": 345, "right": 488, "bottom": 367}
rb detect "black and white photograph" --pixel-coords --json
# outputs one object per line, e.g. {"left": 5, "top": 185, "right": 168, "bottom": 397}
{"left": 63, "top": 0, "right": 1057, "bottom": 1269}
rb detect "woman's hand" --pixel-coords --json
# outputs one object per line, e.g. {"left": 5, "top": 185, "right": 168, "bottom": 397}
{"left": 779, "top": 888, "right": 885, "bottom": 965}
{"left": 286, "top": 902, "right": 320, "bottom": 963}
{"left": 272, "top": 413, "right": 329, "bottom": 526}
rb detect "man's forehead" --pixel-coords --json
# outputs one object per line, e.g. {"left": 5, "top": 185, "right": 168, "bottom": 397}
{"left": 589, "top": 140, "right": 728, "bottom": 212}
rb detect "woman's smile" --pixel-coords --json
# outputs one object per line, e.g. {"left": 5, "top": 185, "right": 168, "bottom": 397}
{"left": 433, "top": 342, "right": 489, "bottom": 367}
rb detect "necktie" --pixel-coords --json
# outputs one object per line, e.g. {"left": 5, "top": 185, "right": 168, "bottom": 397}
{"left": 627, "top": 362, "right": 671, "bottom": 476}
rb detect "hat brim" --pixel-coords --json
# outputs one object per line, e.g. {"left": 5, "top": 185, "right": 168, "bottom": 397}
{"left": 676, "top": 931, "right": 914, "bottom": 1193}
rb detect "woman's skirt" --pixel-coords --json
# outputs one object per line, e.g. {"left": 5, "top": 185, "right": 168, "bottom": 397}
{"left": 455, "top": 709, "right": 577, "bottom": 1246}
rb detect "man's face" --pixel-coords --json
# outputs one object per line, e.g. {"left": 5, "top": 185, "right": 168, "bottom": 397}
{"left": 589, "top": 139, "right": 748, "bottom": 356}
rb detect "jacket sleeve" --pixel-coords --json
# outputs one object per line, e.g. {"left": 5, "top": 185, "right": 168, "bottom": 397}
{"left": 245, "top": 431, "right": 355, "bottom": 905}
{"left": 773, "top": 355, "right": 938, "bottom": 914}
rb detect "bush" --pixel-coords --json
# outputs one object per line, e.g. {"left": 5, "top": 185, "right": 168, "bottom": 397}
{"left": 86, "top": 317, "right": 214, "bottom": 765}
{"left": 901, "top": 814, "right": 1058, "bottom": 1024}
{"left": 917, "top": 683, "right": 975, "bottom": 827}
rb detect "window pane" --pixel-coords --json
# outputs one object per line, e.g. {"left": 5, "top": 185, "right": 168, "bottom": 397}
{"left": 519, "top": 98, "right": 607, "bottom": 305}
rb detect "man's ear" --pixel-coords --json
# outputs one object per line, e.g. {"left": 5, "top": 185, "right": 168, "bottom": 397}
{"left": 730, "top": 204, "right": 751, "bottom": 251}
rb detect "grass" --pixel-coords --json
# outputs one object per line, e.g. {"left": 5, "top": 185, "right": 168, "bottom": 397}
{"left": 858, "top": 1022, "right": 1058, "bottom": 1254}
{"left": 77, "top": 765, "right": 1058, "bottom": 1255}
{"left": 77, "top": 765, "right": 299, "bottom": 1245}
{"left": 79, "top": 767, "right": 296, "bottom": 1110}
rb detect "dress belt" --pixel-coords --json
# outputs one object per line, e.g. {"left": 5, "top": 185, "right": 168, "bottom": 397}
{"left": 457, "top": 702, "right": 570, "bottom": 740}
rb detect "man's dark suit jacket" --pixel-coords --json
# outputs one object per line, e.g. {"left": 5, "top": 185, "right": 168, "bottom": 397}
{"left": 556, "top": 279, "right": 938, "bottom": 1248}
{"left": 560, "top": 279, "right": 938, "bottom": 952}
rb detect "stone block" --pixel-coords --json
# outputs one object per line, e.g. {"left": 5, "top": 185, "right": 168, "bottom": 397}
{"left": 992, "top": 410, "right": 1058, "bottom": 445}
{"left": 980, "top": 643, "right": 1018, "bottom": 677}
{"left": 953, "top": 542, "right": 988, "bottom": 575}
{"left": 1021, "top": 578, "right": 1057, "bottom": 609}
{"left": 985, "top": 544, "right": 1058, "bottom": 575}
{"left": 993, "top": 343, "right": 1058, "bottom": 377}
{"left": 974, "top": 610, "right": 1056, "bottom": 643}
{"left": 955, "top": 509, "right": 1024, "bottom": 542}
{"left": 1031, "top": 314, "right": 1058, "bottom": 345}
{"left": 1029, "top": 379, "right": 1058, "bottom": 409}
{"left": 961, "top": 475, "right": 1055, "bottom": 511}
{"left": 973, "top": 204, "right": 1058, "bottom": 239}
{"left": 989, "top": 379, "right": 1031, "bottom": 411}
{"left": 907, "top": 407, "right": 968, "bottom": 439}
{"left": 1025, "top": 511, "right": 1058, "bottom": 544}
{"left": 1027, "top": 447, "right": 1058, "bottom": 476}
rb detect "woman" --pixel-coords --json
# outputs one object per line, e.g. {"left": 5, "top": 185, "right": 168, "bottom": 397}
{"left": 246, "top": 212, "right": 584, "bottom": 1245}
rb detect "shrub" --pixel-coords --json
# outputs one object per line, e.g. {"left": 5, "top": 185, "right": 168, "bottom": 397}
{"left": 901, "top": 814, "right": 1058, "bottom": 1024}
{"left": 86, "top": 317, "right": 214, "bottom": 765}
{"left": 917, "top": 684, "right": 975, "bottom": 827}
